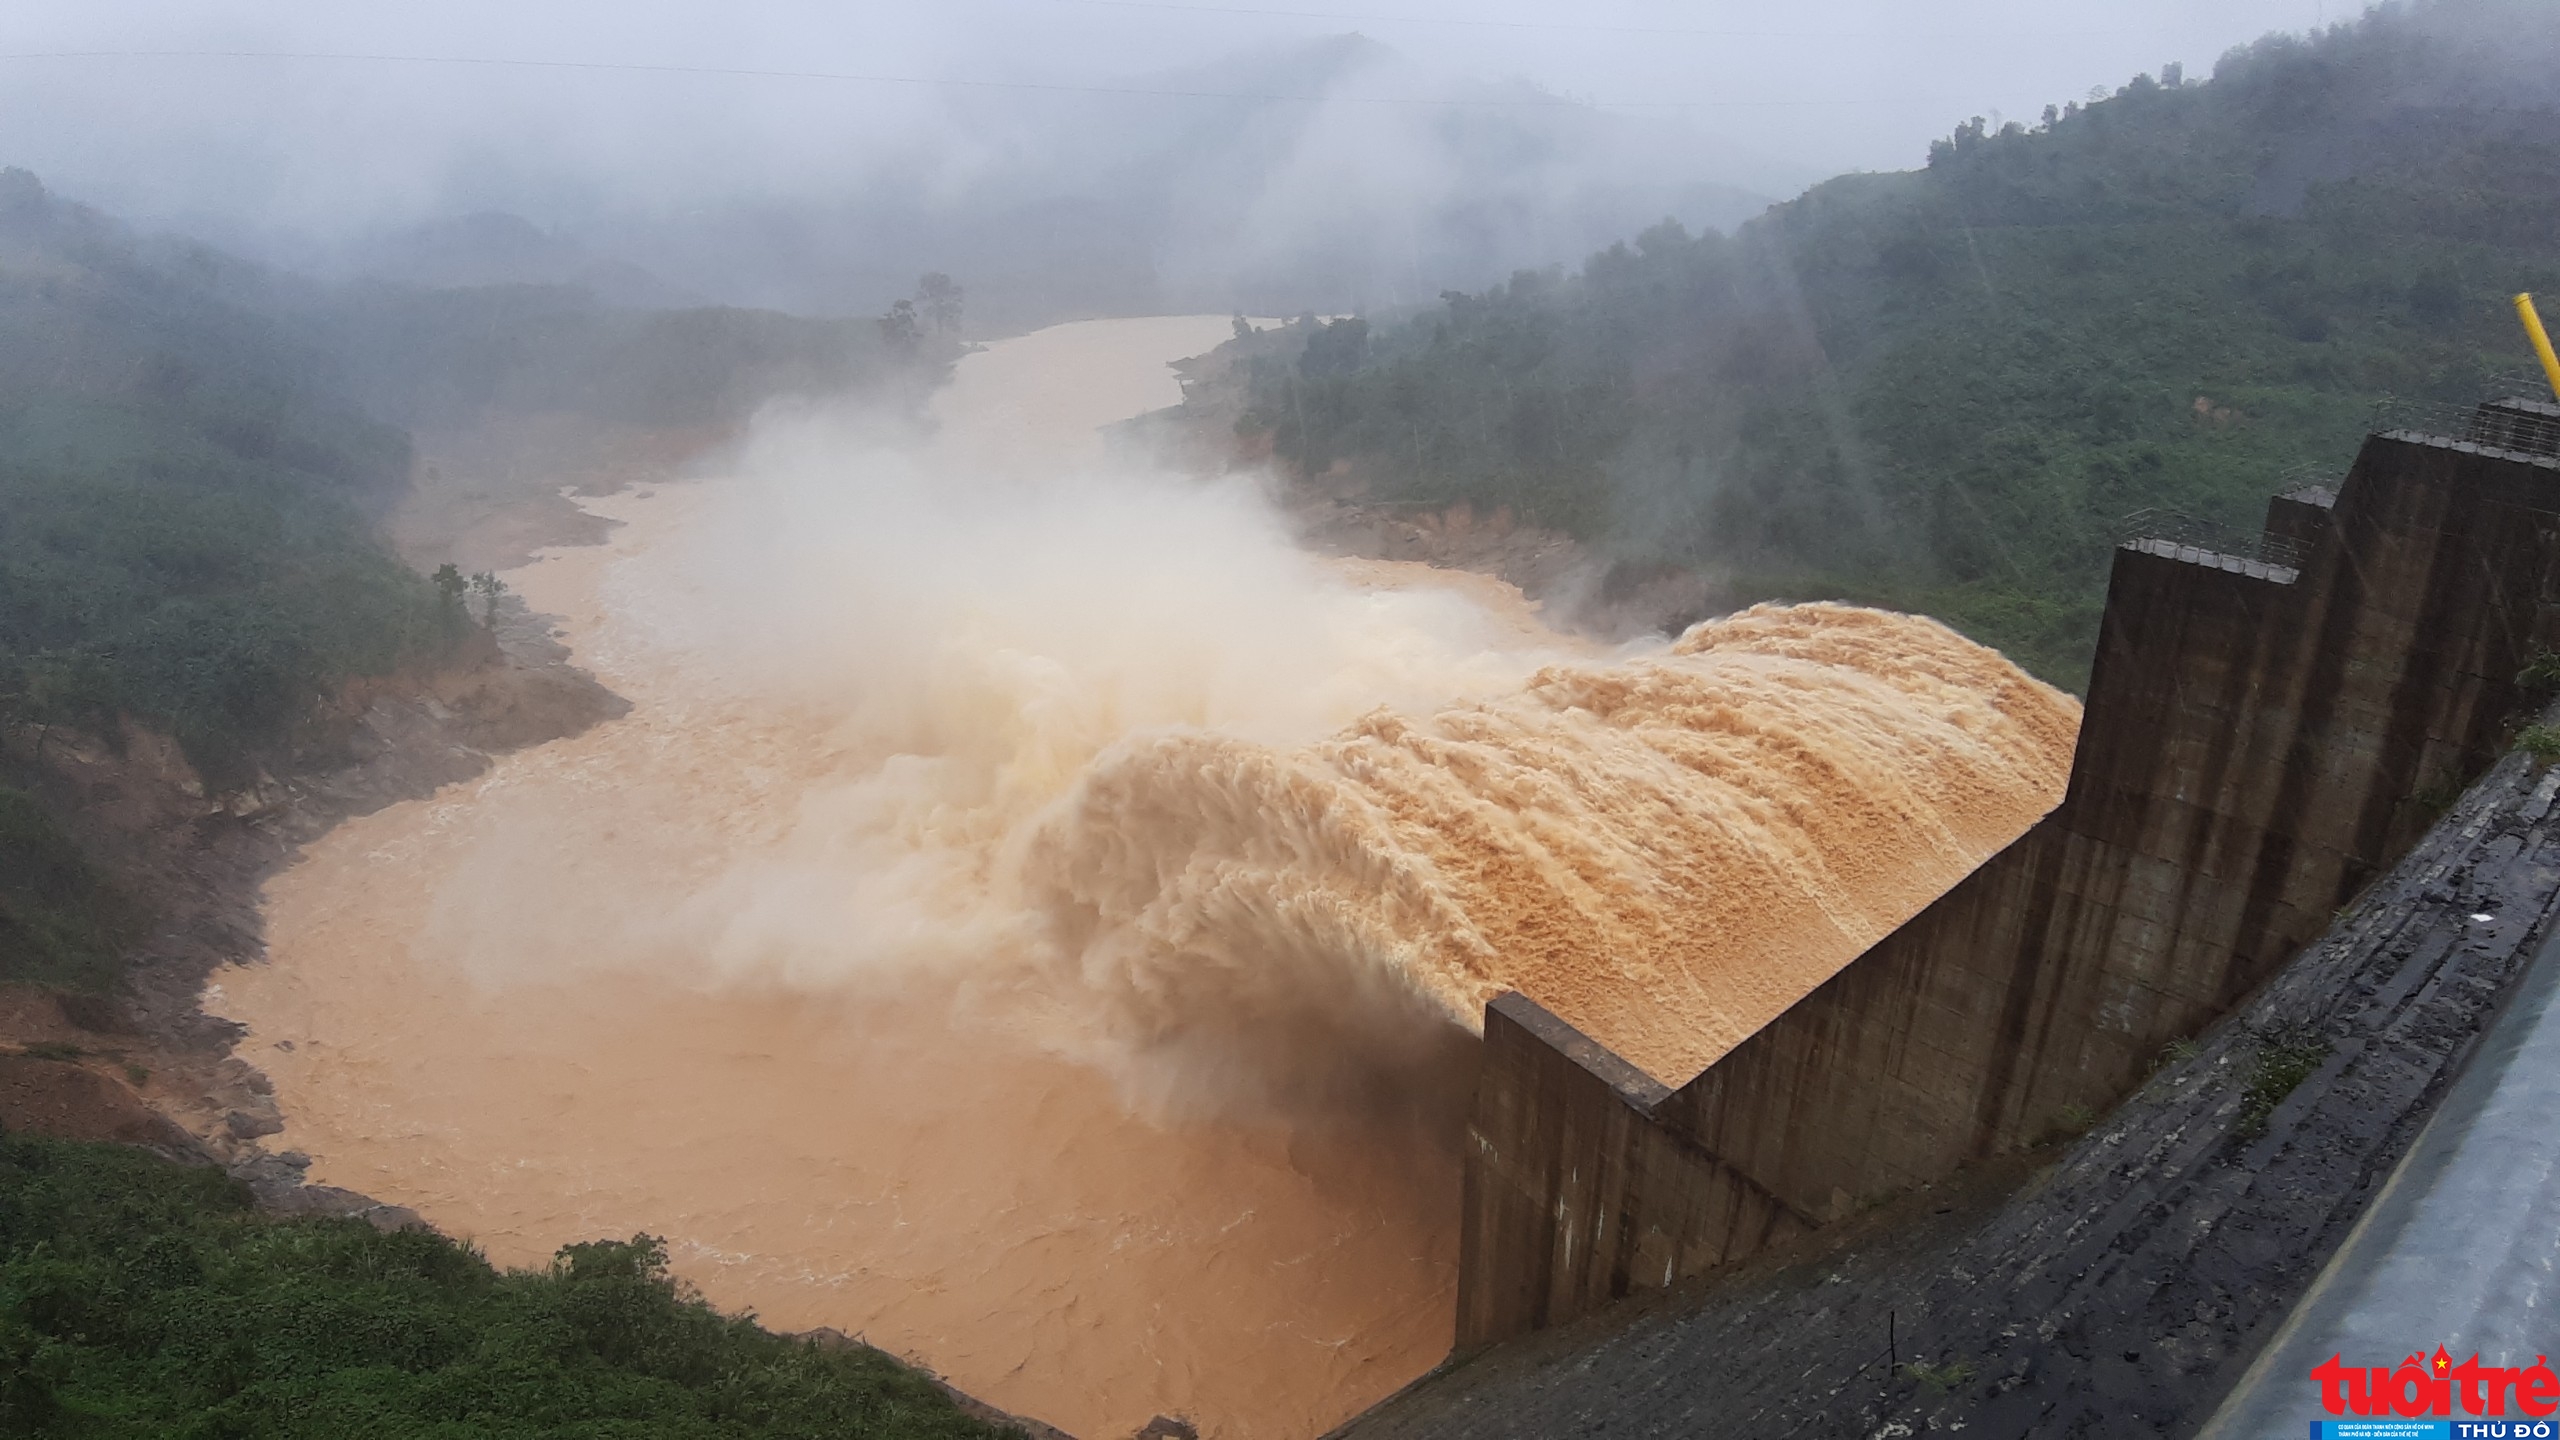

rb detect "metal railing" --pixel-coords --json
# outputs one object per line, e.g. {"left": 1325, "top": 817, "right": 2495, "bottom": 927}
{"left": 2117, "top": 388, "right": 2559, "bottom": 585}
{"left": 2368, "top": 395, "right": 2560, "bottom": 459}
{"left": 2485, "top": 365, "right": 2560, "bottom": 405}
{"left": 2118, "top": 506, "right": 2309, "bottom": 572}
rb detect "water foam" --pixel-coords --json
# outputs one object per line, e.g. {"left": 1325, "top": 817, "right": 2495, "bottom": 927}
{"left": 222, "top": 316, "right": 2080, "bottom": 1438}
{"left": 1024, "top": 602, "right": 2080, "bottom": 1090}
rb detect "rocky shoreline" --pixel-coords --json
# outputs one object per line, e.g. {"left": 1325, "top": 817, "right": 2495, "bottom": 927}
{"left": 0, "top": 509, "right": 1094, "bottom": 1437}
{"left": 0, "top": 596, "right": 623, "bottom": 1227}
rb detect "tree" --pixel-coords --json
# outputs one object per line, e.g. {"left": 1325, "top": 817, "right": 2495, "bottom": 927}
{"left": 432, "top": 563, "right": 468, "bottom": 622}
{"left": 877, "top": 298, "right": 921, "bottom": 349}
{"left": 468, "top": 571, "right": 507, "bottom": 628}
{"left": 916, "top": 273, "right": 964, "bottom": 336}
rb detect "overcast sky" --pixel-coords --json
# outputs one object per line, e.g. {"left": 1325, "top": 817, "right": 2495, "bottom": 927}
{"left": 0, "top": 0, "right": 2356, "bottom": 317}
{"left": 4, "top": 1, "right": 2344, "bottom": 206}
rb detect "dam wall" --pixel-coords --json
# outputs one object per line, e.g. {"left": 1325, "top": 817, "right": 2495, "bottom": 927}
{"left": 1458, "top": 407, "right": 2560, "bottom": 1347}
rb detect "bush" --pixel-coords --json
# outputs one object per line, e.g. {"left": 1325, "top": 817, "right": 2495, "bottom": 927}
{"left": 0, "top": 1133, "right": 1021, "bottom": 1438}
{"left": 2236, "top": 1028, "right": 2332, "bottom": 1135}
{"left": 0, "top": 787, "right": 130, "bottom": 990}
{"left": 2518, "top": 724, "right": 2560, "bottom": 762}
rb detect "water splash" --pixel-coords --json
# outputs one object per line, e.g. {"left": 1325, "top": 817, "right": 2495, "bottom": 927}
{"left": 221, "top": 317, "right": 2078, "bottom": 1439}
{"left": 1023, "top": 601, "right": 2079, "bottom": 1093}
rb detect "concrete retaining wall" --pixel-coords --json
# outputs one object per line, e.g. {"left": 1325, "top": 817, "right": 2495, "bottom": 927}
{"left": 1457, "top": 417, "right": 2560, "bottom": 1346}
{"left": 1346, "top": 702, "right": 2560, "bottom": 1440}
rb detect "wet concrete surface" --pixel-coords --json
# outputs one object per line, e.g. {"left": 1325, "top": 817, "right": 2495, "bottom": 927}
{"left": 1336, "top": 728, "right": 2560, "bottom": 1440}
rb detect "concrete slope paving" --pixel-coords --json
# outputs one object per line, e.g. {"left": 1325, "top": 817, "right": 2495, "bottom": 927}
{"left": 2195, "top": 854, "right": 2560, "bottom": 1435}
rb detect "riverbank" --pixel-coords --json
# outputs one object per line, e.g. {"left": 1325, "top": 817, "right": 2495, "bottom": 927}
{"left": 210, "top": 316, "right": 1466, "bottom": 1440}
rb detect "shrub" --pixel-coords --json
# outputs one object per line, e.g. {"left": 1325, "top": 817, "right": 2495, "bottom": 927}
{"left": 0, "top": 787, "right": 130, "bottom": 991}
{"left": 2236, "top": 1028, "right": 2331, "bottom": 1135}
{"left": 0, "top": 1134, "right": 1022, "bottom": 1438}
{"left": 1900, "top": 1358, "right": 1978, "bottom": 1393}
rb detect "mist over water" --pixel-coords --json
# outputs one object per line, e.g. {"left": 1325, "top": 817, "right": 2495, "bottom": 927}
{"left": 483, "top": 320, "right": 1585, "bottom": 1109}
{"left": 218, "top": 316, "right": 2074, "bottom": 1437}
{"left": 220, "top": 317, "right": 1516, "bottom": 1439}
{"left": 2, "top": 1, "right": 2342, "bottom": 321}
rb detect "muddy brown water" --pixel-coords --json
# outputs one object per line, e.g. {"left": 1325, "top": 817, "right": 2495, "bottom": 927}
{"left": 215, "top": 316, "right": 2075, "bottom": 1438}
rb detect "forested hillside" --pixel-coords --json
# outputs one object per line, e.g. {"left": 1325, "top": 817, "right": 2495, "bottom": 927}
{"left": 0, "top": 169, "right": 449, "bottom": 784}
{"left": 1232, "top": 0, "right": 2560, "bottom": 684}
{"left": 301, "top": 281, "right": 930, "bottom": 437}
{"left": 0, "top": 167, "right": 933, "bottom": 991}
{"left": 0, "top": 174, "right": 1013, "bottom": 1436}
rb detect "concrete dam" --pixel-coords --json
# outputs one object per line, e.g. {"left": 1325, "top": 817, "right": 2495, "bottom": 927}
{"left": 230, "top": 309, "right": 2560, "bottom": 1437}
{"left": 1448, "top": 384, "right": 2560, "bottom": 1355}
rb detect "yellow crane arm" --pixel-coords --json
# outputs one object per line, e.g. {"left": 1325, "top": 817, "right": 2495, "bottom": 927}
{"left": 2519, "top": 293, "right": 2560, "bottom": 403}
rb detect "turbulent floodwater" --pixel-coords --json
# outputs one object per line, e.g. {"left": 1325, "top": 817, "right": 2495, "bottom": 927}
{"left": 1045, "top": 601, "right": 2080, "bottom": 1088}
{"left": 216, "top": 315, "right": 2078, "bottom": 1439}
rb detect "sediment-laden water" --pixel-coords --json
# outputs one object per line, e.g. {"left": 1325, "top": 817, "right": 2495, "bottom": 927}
{"left": 217, "top": 315, "right": 2075, "bottom": 1438}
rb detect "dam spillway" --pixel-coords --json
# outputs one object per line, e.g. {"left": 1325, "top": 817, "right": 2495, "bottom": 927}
{"left": 1454, "top": 390, "right": 2560, "bottom": 1349}
{"left": 1031, "top": 600, "right": 2080, "bottom": 1103}
{"left": 207, "top": 319, "right": 2560, "bottom": 1438}
{"left": 214, "top": 318, "right": 2073, "bottom": 1439}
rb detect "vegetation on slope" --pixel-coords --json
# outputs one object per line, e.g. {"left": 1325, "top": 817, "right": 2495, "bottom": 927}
{"left": 0, "top": 1133, "right": 1020, "bottom": 1438}
{"left": 0, "top": 169, "right": 456, "bottom": 781}
{"left": 0, "top": 164, "right": 936, "bottom": 783}
{"left": 301, "top": 281, "right": 936, "bottom": 436}
{"left": 0, "top": 787, "right": 129, "bottom": 992}
{"left": 0, "top": 167, "right": 946, "bottom": 996}
{"left": 1232, "top": 0, "right": 2560, "bottom": 685}
{"left": 0, "top": 168, "right": 481, "bottom": 1001}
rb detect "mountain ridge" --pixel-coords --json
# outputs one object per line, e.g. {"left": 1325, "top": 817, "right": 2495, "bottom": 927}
{"left": 1201, "top": 0, "right": 2560, "bottom": 685}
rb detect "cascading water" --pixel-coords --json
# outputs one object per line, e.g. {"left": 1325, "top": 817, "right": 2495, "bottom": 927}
{"left": 215, "top": 316, "right": 2077, "bottom": 1439}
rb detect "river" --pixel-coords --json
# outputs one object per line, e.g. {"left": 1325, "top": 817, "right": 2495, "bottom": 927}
{"left": 216, "top": 317, "right": 1468, "bottom": 1439}
{"left": 214, "top": 312, "right": 2077, "bottom": 1439}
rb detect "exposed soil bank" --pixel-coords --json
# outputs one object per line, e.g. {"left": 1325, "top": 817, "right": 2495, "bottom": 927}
{"left": 0, "top": 617, "right": 622, "bottom": 1214}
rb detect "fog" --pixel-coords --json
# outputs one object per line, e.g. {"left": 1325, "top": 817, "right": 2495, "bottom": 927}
{"left": 212, "top": 315, "right": 2081, "bottom": 1434}
{"left": 5, "top": 0, "right": 2338, "bottom": 325}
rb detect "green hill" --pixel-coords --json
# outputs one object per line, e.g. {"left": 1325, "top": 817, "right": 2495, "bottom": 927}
{"left": 300, "top": 279, "right": 932, "bottom": 438}
{"left": 0, "top": 166, "right": 931, "bottom": 786}
{"left": 0, "top": 168, "right": 477, "bottom": 992}
{"left": 0, "top": 169, "right": 451, "bottom": 781}
{"left": 1230, "top": 0, "right": 2560, "bottom": 685}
